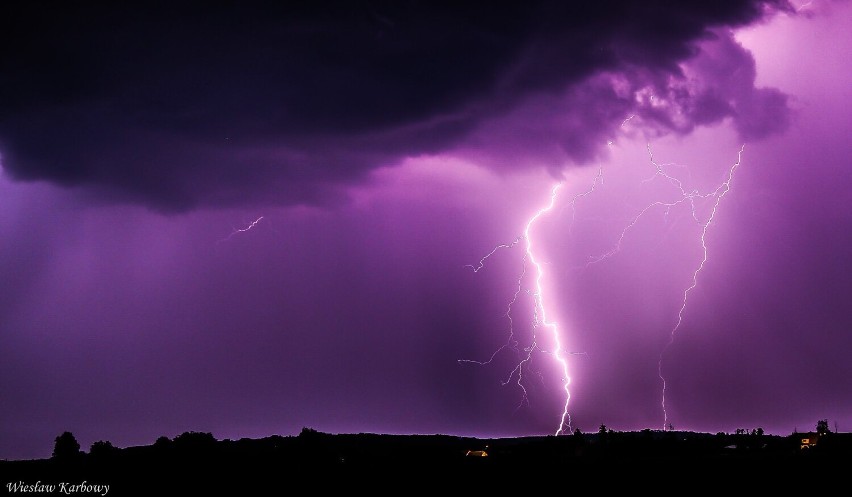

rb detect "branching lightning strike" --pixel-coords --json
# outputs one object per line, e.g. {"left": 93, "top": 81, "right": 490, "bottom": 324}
{"left": 462, "top": 177, "right": 604, "bottom": 436}
{"left": 657, "top": 145, "right": 744, "bottom": 430}
{"left": 464, "top": 138, "right": 742, "bottom": 435}
{"left": 585, "top": 143, "right": 744, "bottom": 429}
{"left": 523, "top": 184, "right": 572, "bottom": 435}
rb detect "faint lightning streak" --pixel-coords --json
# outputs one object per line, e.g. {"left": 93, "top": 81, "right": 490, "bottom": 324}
{"left": 586, "top": 144, "right": 710, "bottom": 266}
{"left": 465, "top": 235, "right": 524, "bottom": 273}
{"left": 641, "top": 146, "right": 696, "bottom": 204}
{"left": 658, "top": 145, "right": 744, "bottom": 430}
{"left": 562, "top": 166, "right": 604, "bottom": 234}
{"left": 795, "top": 1, "right": 813, "bottom": 12}
{"left": 459, "top": 236, "right": 526, "bottom": 370}
{"left": 586, "top": 198, "right": 682, "bottom": 266}
{"left": 458, "top": 261, "right": 528, "bottom": 369}
{"left": 217, "top": 216, "right": 264, "bottom": 244}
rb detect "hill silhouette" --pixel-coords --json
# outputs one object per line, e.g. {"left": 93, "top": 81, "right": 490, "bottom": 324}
{"left": 2, "top": 428, "right": 849, "bottom": 494}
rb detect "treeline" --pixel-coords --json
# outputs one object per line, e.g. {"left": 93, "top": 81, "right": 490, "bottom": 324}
{"left": 2, "top": 425, "right": 849, "bottom": 494}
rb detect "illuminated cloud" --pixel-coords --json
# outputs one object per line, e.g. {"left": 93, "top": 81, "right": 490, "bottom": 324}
{"left": 0, "top": 1, "right": 790, "bottom": 210}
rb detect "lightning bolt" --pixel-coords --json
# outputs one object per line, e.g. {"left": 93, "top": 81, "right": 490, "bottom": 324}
{"left": 217, "top": 216, "right": 264, "bottom": 244}
{"left": 658, "top": 144, "right": 744, "bottom": 430}
{"left": 523, "top": 184, "right": 572, "bottom": 435}
{"left": 462, "top": 176, "right": 602, "bottom": 436}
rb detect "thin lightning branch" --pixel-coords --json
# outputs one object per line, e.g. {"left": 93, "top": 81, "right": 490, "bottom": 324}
{"left": 586, "top": 144, "right": 711, "bottom": 266}
{"left": 641, "top": 147, "right": 697, "bottom": 206}
{"left": 562, "top": 166, "right": 604, "bottom": 234}
{"left": 458, "top": 260, "right": 528, "bottom": 368}
{"left": 586, "top": 198, "right": 686, "bottom": 266}
{"left": 465, "top": 235, "right": 524, "bottom": 273}
{"left": 217, "top": 216, "right": 264, "bottom": 244}
{"left": 795, "top": 1, "right": 813, "bottom": 12}
{"left": 658, "top": 144, "right": 744, "bottom": 430}
{"left": 459, "top": 237, "right": 527, "bottom": 370}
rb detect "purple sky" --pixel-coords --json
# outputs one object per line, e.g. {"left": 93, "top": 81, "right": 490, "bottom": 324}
{"left": 1, "top": 1, "right": 850, "bottom": 459}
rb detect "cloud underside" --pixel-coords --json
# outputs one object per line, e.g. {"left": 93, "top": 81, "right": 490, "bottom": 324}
{"left": 0, "top": 0, "right": 791, "bottom": 211}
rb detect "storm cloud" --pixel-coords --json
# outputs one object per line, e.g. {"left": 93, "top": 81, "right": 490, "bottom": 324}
{"left": 0, "top": 0, "right": 791, "bottom": 211}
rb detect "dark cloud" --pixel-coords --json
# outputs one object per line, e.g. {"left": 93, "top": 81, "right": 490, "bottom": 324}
{"left": 0, "top": 0, "right": 791, "bottom": 211}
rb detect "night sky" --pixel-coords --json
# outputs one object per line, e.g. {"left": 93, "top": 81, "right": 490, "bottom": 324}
{"left": 1, "top": 1, "right": 850, "bottom": 460}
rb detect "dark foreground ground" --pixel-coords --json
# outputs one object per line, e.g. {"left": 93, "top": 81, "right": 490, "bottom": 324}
{"left": 2, "top": 430, "right": 850, "bottom": 494}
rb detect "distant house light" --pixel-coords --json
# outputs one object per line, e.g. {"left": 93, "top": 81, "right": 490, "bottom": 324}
{"left": 800, "top": 435, "right": 819, "bottom": 450}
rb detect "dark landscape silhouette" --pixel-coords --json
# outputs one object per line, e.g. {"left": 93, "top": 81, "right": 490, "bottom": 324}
{"left": 2, "top": 421, "right": 850, "bottom": 494}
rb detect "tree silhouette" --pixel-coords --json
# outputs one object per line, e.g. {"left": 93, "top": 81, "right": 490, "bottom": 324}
{"left": 154, "top": 436, "right": 172, "bottom": 449}
{"left": 52, "top": 431, "right": 81, "bottom": 460}
{"left": 89, "top": 440, "right": 116, "bottom": 458}
{"left": 173, "top": 431, "right": 217, "bottom": 454}
{"left": 299, "top": 427, "right": 319, "bottom": 438}
{"left": 817, "top": 419, "right": 831, "bottom": 435}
